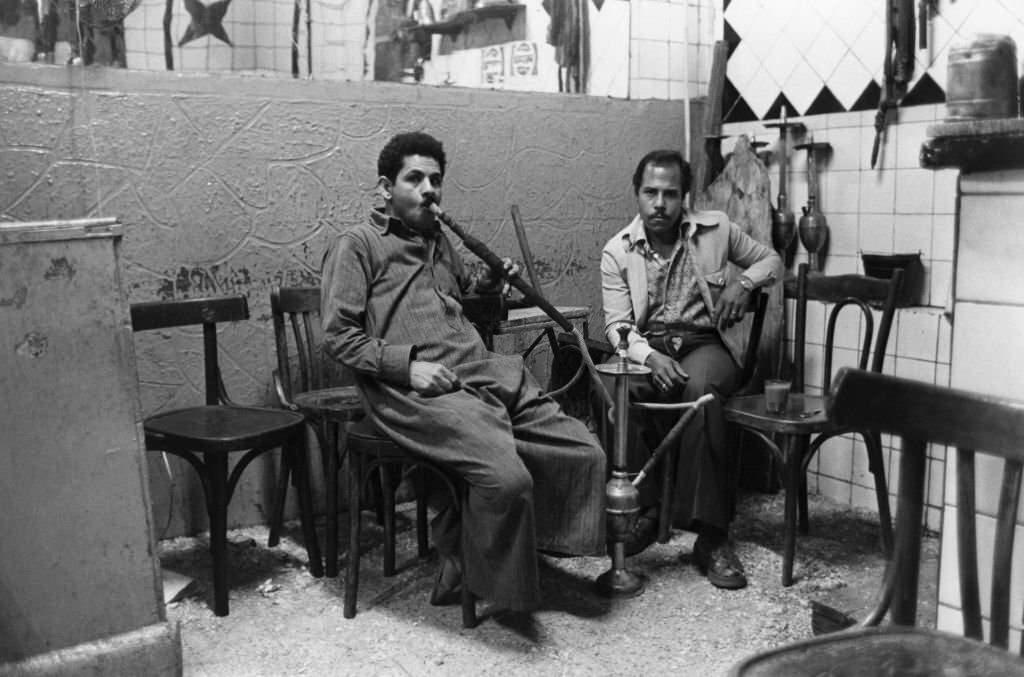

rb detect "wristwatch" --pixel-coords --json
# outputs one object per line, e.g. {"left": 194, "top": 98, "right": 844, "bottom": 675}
{"left": 738, "top": 275, "right": 755, "bottom": 292}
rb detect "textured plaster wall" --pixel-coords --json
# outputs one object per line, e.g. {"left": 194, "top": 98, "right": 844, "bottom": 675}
{"left": 0, "top": 64, "right": 690, "bottom": 536}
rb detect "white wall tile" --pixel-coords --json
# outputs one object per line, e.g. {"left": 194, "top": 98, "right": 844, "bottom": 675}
{"left": 633, "top": 39, "right": 670, "bottom": 80}
{"left": 931, "top": 212, "right": 956, "bottom": 261}
{"left": 859, "top": 169, "right": 896, "bottom": 215}
{"left": 951, "top": 303, "right": 1024, "bottom": 400}
{"left": 818, "top": 434, "right": 854, "bottom": 482}
{"left": 958, "top": 192, "right": 1024, "bottom": 305}
{"left": 893, "top": 214, "right": 932, "bottom": 259}
{"left": 933, "top": 169, "right": 959, "bottom": 215}
{"left": 668, "top": 3, "right": 687, "bottom": 43}
{"left": 859, "top": 213, "right": 894, "bottom": 252}
{"left": 820, "top": 126, "right": 861, "bottom": 171}
{"left": 825, "top": 169, "right": 860, "bottom": 214}
{"left": 826, "top": 212, "right": 859, "bottom": 257}
{"left": 894, "top": 356, "right": 937, "bottom": 384}
{"left": 818, "top": 475, "right": 852, "bottom": 504}
{"left": 895, "top": 169, "right": 935, "bottom": 215}
{"left": 895, "top": 121, "right": 931, "bottom": 169}
{"left": 632, "top": 0, "right": 673, "bottom": 40}
{"left": 895, "top": 308, "right": 940, "bottom": 361}
{"left": 631, "top": 78, "right": 670, "bottom": 100}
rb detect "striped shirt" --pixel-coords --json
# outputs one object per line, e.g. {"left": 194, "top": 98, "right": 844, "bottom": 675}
{"left": 641, "top": 231, "right": 712, "bottom": 333}
{"left": 321, "top": 209, "right": 489, "bottom": 387}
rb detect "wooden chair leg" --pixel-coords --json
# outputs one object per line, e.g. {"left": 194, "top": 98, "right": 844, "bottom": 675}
{"left": 658, "top": 443, "right": 678, "bottom": 544}
{"left": 864, "top": 431, "right": 894, "bottom": 556}
{"left": 459, "top": 492, "right": 476, "bottom": 629}
{"left": 380, "top": 463, "right": 398, "bottom": 577}
{"left": 325, "top": 421, "right": 340, "bottom": 578}
{"left": 414, "top": 469, "right": 430, "bottom": 559}
{"left": 461, "top": 581, "right": 477, "bottom": 629}
{"left": 798, "top": 477, "right": 810, "bottom": 534}
{"left": 344, "top": 449, "right": 362, "bottom": 619}
{"left": 290, "top": 433, "right": 324, "bottom": 578}
{"left": 782, "top": 435, "right": 801, "bottom": 587}
{"left": 267, "top": 444, "right": 291, "bottom": 547}
{"left": 205, "top": 452, "right": 231, "bottom": 616}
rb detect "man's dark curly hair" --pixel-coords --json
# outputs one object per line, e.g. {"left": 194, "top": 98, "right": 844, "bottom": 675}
{"left": 632, "top": 149, "right": 691, "bottom": 195}
{"left": 377, "top": 132, "right": 447, "bottom": 183}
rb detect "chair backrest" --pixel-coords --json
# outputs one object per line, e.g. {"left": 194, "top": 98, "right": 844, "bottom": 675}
{"left": 830, "top": 367, "right": 1024, "bottom": 651}
{"left": 130, "top": 295, "right": 249, "bottom": 406}
{"left": 270, "top": 286, "right": 327, "bottom": 403}
{"left": 737, "top": 289, "right": 770, "bottom": 391}
{"left": 791, "top": 262, "right": 904, "bottom": 395}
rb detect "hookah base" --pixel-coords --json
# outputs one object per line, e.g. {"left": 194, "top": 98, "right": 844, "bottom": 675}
{"left": 594, "top": 567, "right": 645, "bottom": 598}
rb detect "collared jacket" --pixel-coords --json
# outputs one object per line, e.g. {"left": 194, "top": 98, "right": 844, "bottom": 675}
{"left": 601, "top": 209, "right": 781, "bottom": 367}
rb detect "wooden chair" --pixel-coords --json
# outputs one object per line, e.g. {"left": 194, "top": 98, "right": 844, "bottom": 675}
{"left": 730, "top": 368, "right": 1024, "bottom": 675}
{"left": 723, "top": 263, "right": 904, "bottom": 585}
{"left": 270, "top": 286, "right": 477, "bottom": 628}
{"left": 552, "top": 289, "right": 769, "bottom": 544}
{"left": 131, "top": 295, "right": 323, "bottom": 616}
{"left": 269, "top": 286, "right": 364, "bottom": 579}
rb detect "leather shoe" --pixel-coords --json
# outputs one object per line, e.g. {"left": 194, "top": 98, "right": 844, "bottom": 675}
{"left": 692, "top": 535, "right": 748, "bottom": 590}
{"left": 623, "top": 508, "right": 659, "bottom": 557}
{"left": 429, "top": 555, "right": 462, "bottom": 606}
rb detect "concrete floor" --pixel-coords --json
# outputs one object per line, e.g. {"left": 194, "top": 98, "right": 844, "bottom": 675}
{"left": 161, "top": 491, "right": 938, "bottom": 677}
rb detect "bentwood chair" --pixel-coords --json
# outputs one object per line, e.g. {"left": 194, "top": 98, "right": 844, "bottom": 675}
{"left": 723, "top": 263, "right": 904, "bottom": 586}
{"left": 730, "top": 368, "right": 1024, "bottom": 675}
{"left": 552, "top": 289, "right": 769, "bottom": 545}
{"left": 270, "top": 286, "right": 477, "bottom": 627}
{"left": 269, "top": 286, "right": 364, "bottom": 578}
{"left": 131, "top": 295, "right": 323, "bottom": 616}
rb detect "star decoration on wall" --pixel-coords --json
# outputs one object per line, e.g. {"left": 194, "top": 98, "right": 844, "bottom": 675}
{"left": 179, "top": 0, "right": 234, "bottom": 47}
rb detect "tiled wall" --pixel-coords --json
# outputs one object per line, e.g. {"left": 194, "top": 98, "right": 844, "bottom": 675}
{"left": 123, "top": 0, "right": 368, "bottom": 78}
{"left": 723, "top": 0, "right": 1024, "bottom": 122}
{"left": 116, "top": 0, "right": 719, "bottom": 99}
{"left": 941, "top": 170, "right": 1024, "bottom": 645}
{"left": 714, "top": 0, "right": 1024, "bottom": 532}
{"left": 722, "top": 104, "right": 957, "bottom": 532}
{"left": 629, "top": 0, "right": 717, "bottom": 101}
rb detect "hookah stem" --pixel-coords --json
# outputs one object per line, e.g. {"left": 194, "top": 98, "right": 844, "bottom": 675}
{"left": 631, "top": 397, "right": 709, "bottom": 487}
{"left": 429, "top": 203, "right": 614, "bottom": 407}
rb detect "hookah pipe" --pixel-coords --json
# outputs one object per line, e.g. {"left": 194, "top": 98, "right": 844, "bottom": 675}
{"left": 429, "top": 200, "right": 715, "bottom": 596}
{"left": 593, "top": 324, "right": 713, "bottom": 595}
{"left": 427, "top": 199, "right": 614, "bottom": 411}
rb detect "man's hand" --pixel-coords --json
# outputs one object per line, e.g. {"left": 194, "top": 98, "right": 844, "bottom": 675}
{"left": 712, "top": 281, "right": 750, "bottom": 329}
{"left": 644, "top": 351, "right": 689, "bottom": 393}
{"left": 409, "top": 360, "right": 461, "bottom": 396}
{"left": 477, "top": 257, "right": 521, "bottom": 296}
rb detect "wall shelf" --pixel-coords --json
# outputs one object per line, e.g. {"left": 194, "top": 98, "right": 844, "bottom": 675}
{"left": 921, "top": 118, "right": 1024, "bottom": 173}
{"left": 418, "top": 3, "right": 524, "bottom": 38}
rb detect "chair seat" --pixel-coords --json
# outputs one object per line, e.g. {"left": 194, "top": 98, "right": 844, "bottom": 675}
{"left": 144, "top": 405, "right": 305, "bottom": 452}
{"left": 724, "top": 393, "right": 833, "bottom": 435}
{"left": 732, "top": 625, "right": 1023, "bottom": 676}
{"left": 292, "top": 386, "right": 363, "bottom": 421}
{"left": 346, "top": 417, "right": 414, "bottom": 463}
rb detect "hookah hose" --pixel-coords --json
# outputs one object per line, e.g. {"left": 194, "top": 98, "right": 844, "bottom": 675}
{"left": 427, "top": 200, "right": 614, "bottom": 410}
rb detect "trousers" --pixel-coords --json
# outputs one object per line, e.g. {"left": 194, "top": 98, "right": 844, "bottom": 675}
{"left": 359, "top": 354, "right": 606, "bottom": 611}
{"left": 607, "top": 337, "right": 740, "bottom": 533}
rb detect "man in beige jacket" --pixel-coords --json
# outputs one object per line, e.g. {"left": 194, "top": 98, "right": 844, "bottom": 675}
{"left": 601, "top": 149, "right": 780, "bottom": 589}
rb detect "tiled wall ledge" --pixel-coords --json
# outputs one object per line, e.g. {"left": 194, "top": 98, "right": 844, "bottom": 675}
{"left": 921, "top": 118, "right": 1024, "bottom": 173}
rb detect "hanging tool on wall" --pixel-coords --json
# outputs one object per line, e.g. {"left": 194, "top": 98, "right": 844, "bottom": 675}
{"left": 871, "top": 0, "right": 916, "bottom": 168}
{"left": 918, "top": 0, "right": 937, "bottom": 50}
